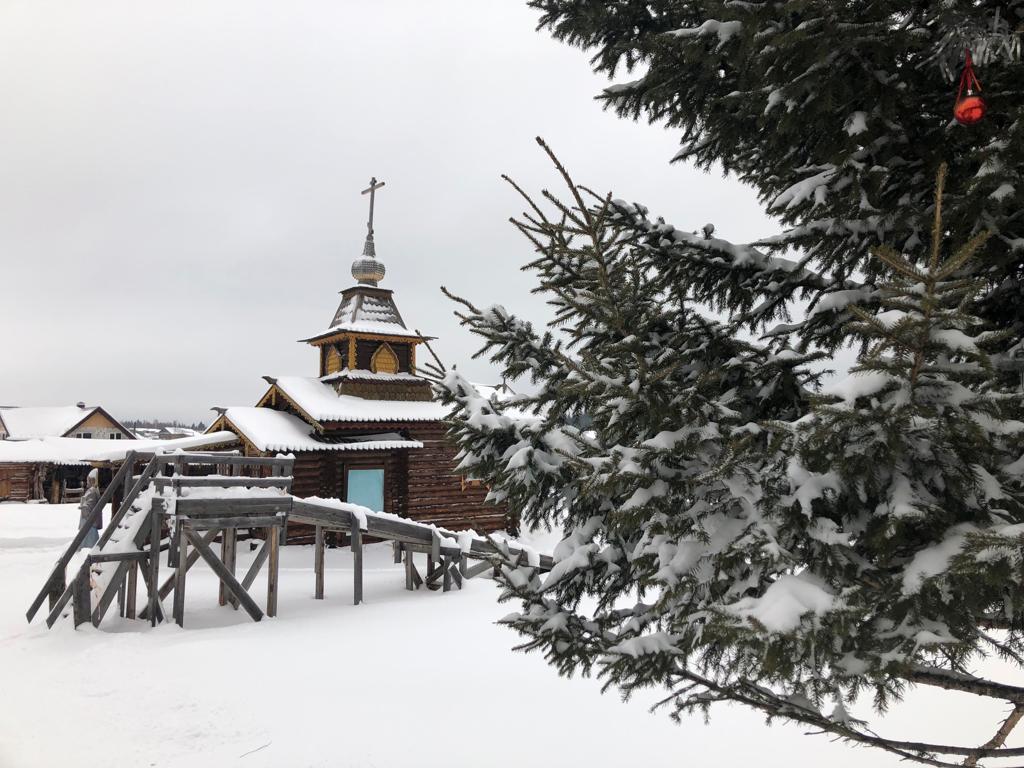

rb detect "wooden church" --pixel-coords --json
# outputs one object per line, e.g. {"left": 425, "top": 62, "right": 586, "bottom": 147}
{"left": 209, "top": 179, "right": 508, "bottom": 536}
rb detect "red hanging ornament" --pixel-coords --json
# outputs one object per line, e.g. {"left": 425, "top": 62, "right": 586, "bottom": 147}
{"left": 954, "top": 50, "right": 986, "bottom": 125}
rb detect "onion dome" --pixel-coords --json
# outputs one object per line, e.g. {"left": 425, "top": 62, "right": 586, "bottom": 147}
{"left": 352, "top": 233, "right": 386, "bottom": 286}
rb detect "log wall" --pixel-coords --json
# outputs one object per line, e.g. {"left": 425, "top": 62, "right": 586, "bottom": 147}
{"left": 281, "top": 420, "right": 510, "bottom": 537}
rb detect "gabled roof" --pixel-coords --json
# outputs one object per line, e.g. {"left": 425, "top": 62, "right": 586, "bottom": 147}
{"left": 264, "top": 376, "right": 449, "bottom": 424}
{"left": 0, "top": 405, "right": 134, "bottom": 440}
{"left": 0, "top": 431, "right": 239, "bottom": 466}
{"left": 212, "top": 407, "right": 424, "bottom": 453}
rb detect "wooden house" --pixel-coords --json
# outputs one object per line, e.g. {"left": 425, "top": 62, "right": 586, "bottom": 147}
{"left": 0, "top": 404, "right": 137, "bottom": 502}
{"left": 209, "top": 179, "right": 508, "bottom": 537}
{"left": 0, "top": 404, "right": 135, "bottom": 441}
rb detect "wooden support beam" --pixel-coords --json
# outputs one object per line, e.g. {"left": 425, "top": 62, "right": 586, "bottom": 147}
{"left": 463, "top": 560, "right": 494, "bottom": 580}
{"left": 173, "top": 524, "right": 187, "bottom": 627}
{"left": 404, "top": 550, "right": 414, "bottom": 591}
{"left": 71, "top": 563, "right": 91, "bottom": 629}
{"left": 90, "top": 559, "right": 133, "bottom": 628}
{"left": 140, "top": 530, "right": 216, "bottom": 618}
{"left": 267, "top": 526, "right": 280, "bottom": 618}
{"left": 186, "top": 529, "right": 263, "bottom": 622}
{"left": 219, "top": 528, "right": 237, "bottom": 607}
{"left": 393, "top": 541, "right": 402, "bottom": 564}
{"left": 147, "top": 510, "right": 161, "bottom": 627}
{"left": 450, "top": 561, "right": 463, "bottom": 590}
{"left": 352, "top": 522, "right": 363, "bottom": 606}
{"left": 442, "top": 557, "right": 452, "bottom": 592}
{"left": 314, "top": 525, "right": 325, "bottom": 600}
{"left": 125, "top": 560, "right": 138, "bottom": 620}
{"left": 181, "top": 515, "right": 287, "bottom": 531}
{"left": 240, "top": 539, "right": 270, "bottom": 592}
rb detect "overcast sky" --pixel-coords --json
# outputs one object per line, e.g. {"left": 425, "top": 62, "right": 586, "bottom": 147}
{"left": 0, "top": 1, "right": 776, "bottom": 423}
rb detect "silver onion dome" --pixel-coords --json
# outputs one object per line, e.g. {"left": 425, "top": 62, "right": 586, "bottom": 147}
{"left": 352, "top": 233, "right": 386, "bottom": 286}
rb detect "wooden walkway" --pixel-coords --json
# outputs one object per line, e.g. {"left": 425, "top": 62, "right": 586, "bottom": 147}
{"left": 25, "top": 452, "right": 551, "bottom": 631}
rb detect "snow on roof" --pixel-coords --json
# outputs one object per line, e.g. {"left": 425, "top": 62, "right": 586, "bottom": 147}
{"left": 0, "top": 431, "right": 240, "bottom": 466}
{"left": 302, "top": 320, "right": 421, "bottom": 342}
{"left": 319, "top": 368, "right": 424, "bottom": 384}
{"left": 270, "top": 376, "right": 449, "bottom": 423}
{"left": 0, "top": 405, "right": 101, "bottom": 439}
{"left": 220, "top": 407, "right": 423, "bottom": 453}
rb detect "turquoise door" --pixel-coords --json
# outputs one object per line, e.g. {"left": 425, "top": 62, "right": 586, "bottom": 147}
{"left": 346, "top": 468, "right": 385, "bottom": 511}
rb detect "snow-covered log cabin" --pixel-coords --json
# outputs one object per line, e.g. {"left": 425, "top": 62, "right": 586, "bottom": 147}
{"left": 208, "top": 180, "right": 509, "bottom": 539}
{"left": 0, "top": 404, "right": 137, "bottom": 502}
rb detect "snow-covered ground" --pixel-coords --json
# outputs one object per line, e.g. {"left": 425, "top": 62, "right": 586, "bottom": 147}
{"left": 0, "top": 503, "right": 1008, "bottom": 767}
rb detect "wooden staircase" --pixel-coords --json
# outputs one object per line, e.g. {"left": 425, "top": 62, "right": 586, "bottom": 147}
{"left": 25, "top": 452, "right": 294, "bottom": 630}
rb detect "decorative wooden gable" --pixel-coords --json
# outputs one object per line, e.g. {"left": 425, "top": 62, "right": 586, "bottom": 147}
{"left": 370, "top": 343, "right": 399, "bottom": 374}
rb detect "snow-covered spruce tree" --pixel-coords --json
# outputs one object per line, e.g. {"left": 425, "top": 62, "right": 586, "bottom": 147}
{"left": 527, "top": 1, "right": 1024, "bottom": 355}
{"left": 437, "top": 156, "right": 1024, "bottom": 765}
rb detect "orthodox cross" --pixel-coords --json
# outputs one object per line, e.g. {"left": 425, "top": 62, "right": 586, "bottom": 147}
{"left": 361, "top": 177, "right": 385, "bottom": 236}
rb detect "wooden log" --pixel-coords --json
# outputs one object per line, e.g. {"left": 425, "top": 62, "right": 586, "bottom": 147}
{"left": 267, "top": 526, "right": 280, "bottom": 618}
{"left": 314, "top": 525, "right": 325, "bottom": 600}
{"left": 219, "top": 528, "right": 236, "bottom": 607}
{"left": 173, "top": 523, "right": 187, "bottom": 627}
{"left": 186, "top": 529, "right": 263, "bottom": 622}
{"left": 352, "top": 522, "right": 363, "bottom": 606}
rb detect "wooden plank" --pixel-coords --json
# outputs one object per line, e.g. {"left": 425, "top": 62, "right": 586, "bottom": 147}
{"left": 314, "top": 525, "right": 325, "bottom": 600}
{"left": 219, "top": 528, "right": 236, "bottom": 607}
{"left": 352, "top": 522, "right": 363, "bottom": 606}
{"left": 183, "top": 515, "right": 287, "bottom": 530}
{"left": 87, "top": 551, "right": 147, "bottom": 564}
{"left": 404, "top": 550, "right": 414, "bottom": 591}
{"left": 464, "top": 560, "right": 494, "bottom": 579}
{"left": 148, "top": 509, "right": 161, "bottom": 627}
{"left": 138, "top": 555, "right": 164, "bottom": 625}
{"left": 393, "top": 540, "right": 402, "bottom": 564}
{"left": 173, "top": 523, "right": 187, "bottom": 627}
{"left": 241, "top": 540, "right": 271, "bottom": 592}
{"left": 450, "top": 561, "right": 463, "bottom": 590}
{"left": 186, "top": 529, "right": 263, "bottom": 622}
{"left": 174, "top": 498, "right": 292, "bottom": 517}
{"left": 72, "top": 563, "right": 91, "bottom": 629}
{"left": 151, "top": 476, "right": 292, "bottom": 491}
{"left": 267, "top": 526, "right": 280, "bottom": 618}
{"left": 125, "top": 560, "right": 138, "bottom": 620}
{"left": 442, "top": 556, "right": 452, "bottom": 592}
